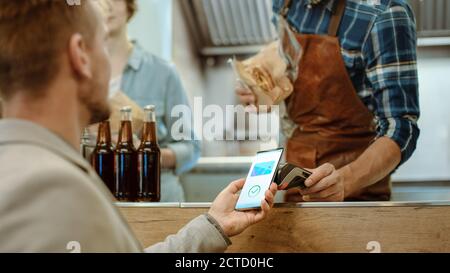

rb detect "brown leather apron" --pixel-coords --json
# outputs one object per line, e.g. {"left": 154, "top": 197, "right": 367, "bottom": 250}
{"left": 282, "top": 0, "right": 391, "bottom": 201}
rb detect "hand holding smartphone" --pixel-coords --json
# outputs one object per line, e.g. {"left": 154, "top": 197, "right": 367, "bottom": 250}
{"left": 235, "top": 148, "right": 284, "bottom": 211}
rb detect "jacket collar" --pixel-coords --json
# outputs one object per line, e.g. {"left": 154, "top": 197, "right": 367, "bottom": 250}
{"left": 0, "top": 119, "right": 92, "bottom": 174}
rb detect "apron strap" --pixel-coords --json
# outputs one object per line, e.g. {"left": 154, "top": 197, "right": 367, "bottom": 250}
{"left": 280, "top": 0, "right": 346, "bottom": 37}
{"left": 282, "top": 0, "right": 346, "bottom": 37}
{"left": 328, "top": 0, "right": 346, "bottom": 37}
{"left": 281, "top": 0, "right": 293, "bottom": 18}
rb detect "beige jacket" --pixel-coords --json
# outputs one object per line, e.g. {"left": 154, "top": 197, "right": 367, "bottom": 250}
{"left": 0, "top": 119, "right": 230, "bottom": 253}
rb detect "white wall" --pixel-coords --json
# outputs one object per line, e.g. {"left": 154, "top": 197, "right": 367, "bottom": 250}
{"left": 393, "top": 46, "right": 450, "bottom": 181}
{"left": 127, "top": 0, "right": 173, "bottom": 61}
{"left": 171, "top": 1, "right": 207, "bottom": 101}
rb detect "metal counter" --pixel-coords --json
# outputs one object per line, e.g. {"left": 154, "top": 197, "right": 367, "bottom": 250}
{"left": 117, "top": 200, "right": 450, "bottom": 208}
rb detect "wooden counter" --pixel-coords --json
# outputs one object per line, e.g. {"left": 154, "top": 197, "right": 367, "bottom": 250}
{"left": 119, "top": 202, "right": 450, "bottom": 253}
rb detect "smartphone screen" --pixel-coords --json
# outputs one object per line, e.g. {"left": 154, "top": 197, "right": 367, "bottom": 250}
{"left": 235, "top": 148, "right": 284, "bottom": 211}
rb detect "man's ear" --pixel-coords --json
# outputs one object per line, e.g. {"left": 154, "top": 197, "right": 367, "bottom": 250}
{"left": 68, "top": 33, "right": 93, "bottom": 79}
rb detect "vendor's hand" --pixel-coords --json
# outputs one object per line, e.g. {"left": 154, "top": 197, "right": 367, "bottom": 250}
{"left": 284, "top": 163, "right": 345, "bottom": 202}
{"left": 161, "top": 148, "right": 176, "bottom": 170}
{"left": 235, "top": 87, "right": 257, "bottom": 112}
{"left": 235, "top": 86, "right": 276, "bottom": 113}
{"left": 208, "top": 179, "right": 277, "bottom": 237}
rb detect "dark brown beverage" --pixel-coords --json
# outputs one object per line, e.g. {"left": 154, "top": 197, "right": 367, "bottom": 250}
{"left": 91, "top": 121, "right": 115, "bottom": 194}
{"left": 138, "top": 105, "right": 161, "bottom": 202}
{"left": 115, "top": 106, "right": 138, "bottom": 202}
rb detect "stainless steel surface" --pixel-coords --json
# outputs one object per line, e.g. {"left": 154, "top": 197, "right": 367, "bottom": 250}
{"left": 410, "top": 0, "right": 450, "bottom": 37}
{"left": 116, "top": 202, "right": 180, "bottom": 208}
{"left": 418, "top": 37, "right": 450, "bottom": 47}
{"left": 180, "top": 203, "right": 213, "bottom": 208}
{"left": 191, "top": 156, "right": 252, "bottom": 172}
{"left": 116, "top": 200, "right": 450, "bottom": 208}
{"left": 180, "top": 0, "right": 277, "bottom": 56}
{"left": 181, "top": 0, "right": 450, "bottom": 56}
{"left": 193, "top": 155, "right": 450, "bottom": 182}
{"left": 201, "top": 45, "right": 265, "bottom": 56}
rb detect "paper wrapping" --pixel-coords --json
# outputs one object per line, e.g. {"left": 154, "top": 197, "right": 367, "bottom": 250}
{"left": 87, "top": 91, "right": 144, "bottom": 146}
{"left": 234, "top": 41, "right": 294, "bottom": 108}
{"left": 231, "top": 16, "right": 303, "bottom": 110}
{"left": 108, "top": 91, "right": 144, "bottom": 134}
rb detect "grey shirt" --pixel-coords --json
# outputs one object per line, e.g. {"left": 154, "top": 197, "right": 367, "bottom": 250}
{"left": 0, "top": 119, "right": 229, "bottom": 253}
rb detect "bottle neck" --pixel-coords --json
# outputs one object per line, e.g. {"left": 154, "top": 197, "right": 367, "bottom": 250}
{"left": 121, "top": 110, "right": 133, "bottom": 122}
{"left": 141, "top": 121, "right": 158, "bottom": 145}
{"left": 96, "top": 121, "right": 112, "bottom": 144}
{"left": 118, "top": 120, "right": 134, "bottom": 144}
{"left": 144, "top": 109, "right": 156, "bottom": 123}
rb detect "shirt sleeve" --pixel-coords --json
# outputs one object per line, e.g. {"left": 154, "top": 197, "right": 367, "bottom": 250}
{"left": 144, "top": 214, "right": 230, "bottom": 253}
{"left": 164, "top": 65, "right": 201, "bottom": 175}
{"left": 362, "top": 3, "right": 420, "bottom": 166}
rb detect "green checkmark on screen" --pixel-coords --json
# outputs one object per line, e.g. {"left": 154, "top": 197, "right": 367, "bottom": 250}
{"left": 248, "top": 185, "right": 261, "bottom": 198}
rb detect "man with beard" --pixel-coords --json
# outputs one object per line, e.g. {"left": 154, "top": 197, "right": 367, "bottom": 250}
{"left": 0, "top": 0, "right": 277, "bottom": 252}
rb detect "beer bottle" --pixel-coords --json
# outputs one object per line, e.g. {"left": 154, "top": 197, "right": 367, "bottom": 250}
{"left": 115, "top": 106, "right": 138, "bottom": 202}
{"left": 81, "top": 127, "right": 91, "bottom": 160}
{"left": 138, "top": 105, "right": 161, "bottom": 202}
{"left": 91, "top": 121, "right": 115, "bottom": 194}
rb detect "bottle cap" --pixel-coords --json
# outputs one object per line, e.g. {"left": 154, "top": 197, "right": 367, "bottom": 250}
{"left": 120, "top": 106, "right": 132, "bottom": 113}
{"left": 144, "top": 105, "right": 156, "bottom": 112}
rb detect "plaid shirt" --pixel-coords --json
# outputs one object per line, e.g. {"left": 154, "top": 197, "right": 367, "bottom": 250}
{"left": 273, "top": 0, "right": 420, "bottom": 166}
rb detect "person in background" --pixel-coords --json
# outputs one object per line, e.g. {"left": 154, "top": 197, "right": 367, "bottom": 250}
{"left": 103, "top": 0, "right": 200, "bottom": 202}
{"left": 0, "top": 0, "right": 276, "bottom": 252}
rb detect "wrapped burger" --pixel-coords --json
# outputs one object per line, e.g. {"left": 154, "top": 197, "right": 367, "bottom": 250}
{"left": 231, "top": 16, "right": 303, "bottom": 110}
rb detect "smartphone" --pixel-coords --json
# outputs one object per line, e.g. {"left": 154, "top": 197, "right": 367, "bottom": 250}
{"left": 235, "top": 148, "right": 284, "bottom": 211}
